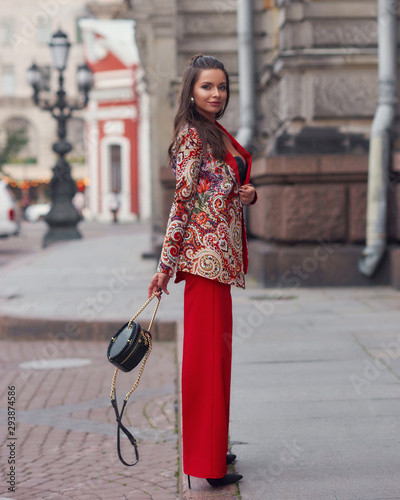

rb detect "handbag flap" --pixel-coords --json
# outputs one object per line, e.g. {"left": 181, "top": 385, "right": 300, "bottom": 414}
{"left": 108, "top": 321, "right": 141, "bottom": 360}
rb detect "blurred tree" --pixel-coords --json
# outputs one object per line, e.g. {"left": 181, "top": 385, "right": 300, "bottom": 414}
{"left": 0, "top": 128, "right": 28, "bottom": 172}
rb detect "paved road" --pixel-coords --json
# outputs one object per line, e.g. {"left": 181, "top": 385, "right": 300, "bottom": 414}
{"left": 0, "top": 221, "right": 44, "bottom": 267}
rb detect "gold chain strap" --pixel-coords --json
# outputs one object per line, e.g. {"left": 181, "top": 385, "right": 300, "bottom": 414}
{"left": 110, "top": 292, "right": 160, "bottom": 402}
{"left": 127, "top": 292, "right": 161, "bottom": 332}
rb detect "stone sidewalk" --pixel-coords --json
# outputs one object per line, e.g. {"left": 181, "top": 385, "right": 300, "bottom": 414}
{"left": 1, "top": 222, "right": 400, "bottom": 500}
{"left": 0, "top": 339, "right": 178, "bottom": 500}
{"left": 228, "top": 286, "right": 400, "bottom": 500}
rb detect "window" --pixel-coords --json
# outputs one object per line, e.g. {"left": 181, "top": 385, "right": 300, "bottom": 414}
{"left": 110, "top": 145, "right": 121, "bottom": 193}
{"left": 39, "top": 65, "right": 51, "bottom": 91}
{"left": 1, "top": 18, "right": 14, "bottom": 46}
{"left": 76, "top": 17, "right": 87, "bottom": 44}
{"left": 2, "top": 65, "right": 15, "bottom": 96}
{"left": 37, "top": 16, "right": 52, "bottom": 45}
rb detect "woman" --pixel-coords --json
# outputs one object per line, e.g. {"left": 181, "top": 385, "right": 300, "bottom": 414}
{"left": 148, "top": 54, "right": 257, "bottom": 488}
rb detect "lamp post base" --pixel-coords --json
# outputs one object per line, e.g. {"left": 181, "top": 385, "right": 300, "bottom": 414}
{"left": 42, "top": 158, "right": 82, "bottom": 248}
{"left": 43, "top": 225, "right": 82, "bottom": 248}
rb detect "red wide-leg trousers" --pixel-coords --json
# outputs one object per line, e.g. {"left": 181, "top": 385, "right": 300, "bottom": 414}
{"left": 181, "top": 272, "right": 233, "bottom": 478}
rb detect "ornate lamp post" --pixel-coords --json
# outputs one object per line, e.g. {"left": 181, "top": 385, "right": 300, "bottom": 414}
{"left": 27, "top": 29, "right": 93, "bottom": 247}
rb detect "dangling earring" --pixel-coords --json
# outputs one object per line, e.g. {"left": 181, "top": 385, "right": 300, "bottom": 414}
{"left": 190, "top": 97, "right": 195, "bottom": 106}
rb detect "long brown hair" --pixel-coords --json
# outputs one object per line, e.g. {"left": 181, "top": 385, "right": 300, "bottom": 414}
{"left": 168, "top": 54, "right": 230, "bottom": 162}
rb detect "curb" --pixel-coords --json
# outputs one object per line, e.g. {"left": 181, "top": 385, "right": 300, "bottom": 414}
{"left": 0, "top": 315, "right": 177, "bottom": 342}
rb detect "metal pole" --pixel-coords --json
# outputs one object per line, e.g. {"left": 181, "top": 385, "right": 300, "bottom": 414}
{"left": 43, "top": 68, "right": 82, "bottom": 247}
{"left": 235, "top": 0, "right": 257, "bottom": 150}
{"left": 359, "top": 0, "right": 397, "bottom": 276}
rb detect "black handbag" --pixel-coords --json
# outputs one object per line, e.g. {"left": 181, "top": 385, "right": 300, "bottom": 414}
{"left": 107, "top": 291, "right": 161, "bottom": 466}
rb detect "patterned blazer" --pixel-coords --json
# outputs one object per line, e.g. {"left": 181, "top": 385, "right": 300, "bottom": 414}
{"left": 157, "top": 121, "right": 255, "bottom": 288}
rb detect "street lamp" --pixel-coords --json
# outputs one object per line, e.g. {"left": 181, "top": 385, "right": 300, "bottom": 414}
{"left": 49, "top": 29, "right": 70, "bottom": 71}
{"left": 27, "top": 29, "right": 93, "bottom": 247}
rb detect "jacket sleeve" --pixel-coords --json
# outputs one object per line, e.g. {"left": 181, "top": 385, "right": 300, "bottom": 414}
{"left": 157, "top": 128, "right": 203, "bottom": 277}
{"left": 250, "top": 187, "right": 258, "bottom": 205}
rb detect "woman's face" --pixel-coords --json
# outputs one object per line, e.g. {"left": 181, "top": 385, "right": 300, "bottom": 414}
{"left": 192, "top": 69, "right": 227, "bottom": 121}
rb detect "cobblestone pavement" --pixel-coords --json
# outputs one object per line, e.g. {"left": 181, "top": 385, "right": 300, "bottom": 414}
{"left": 0, "top": 339, "right": 178, "bottom": 500}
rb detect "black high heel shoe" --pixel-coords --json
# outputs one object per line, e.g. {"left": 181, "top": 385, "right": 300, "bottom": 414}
{"left": 187, "top": 454, "right": 238, "bottom": 489}
{"left": 206, "top": 473, "right": 243, "bottom": 487}
{"left": 187, "top": 473, "right": 243, "bottom": 489}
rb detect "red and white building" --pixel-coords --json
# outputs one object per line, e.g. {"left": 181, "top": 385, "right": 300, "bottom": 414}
{"left": 80, "top": 19, "right": 150, "bottom": 222}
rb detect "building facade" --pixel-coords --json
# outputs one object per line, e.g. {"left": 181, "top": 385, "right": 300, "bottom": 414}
{"left": 122, "top": 0, "right": 400, "bottom": 287}
{"left": 0, "top": 0, "right": 149, "bottom": 222}
{"left": 4, "top": 0, "right": 398, "bottom": 285}
{"left": 248, "top": 0, "right": 400, "bottom": 287}
{"left": 79, "top": 18, "right": 151, "bottom": 221}
{"left": 0, "top": 0, "right": 93, "bottom": 201}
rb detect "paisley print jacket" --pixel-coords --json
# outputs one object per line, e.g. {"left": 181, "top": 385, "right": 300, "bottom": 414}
{"left": 157, "top": 122, "right": 255, "bottom": 288}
